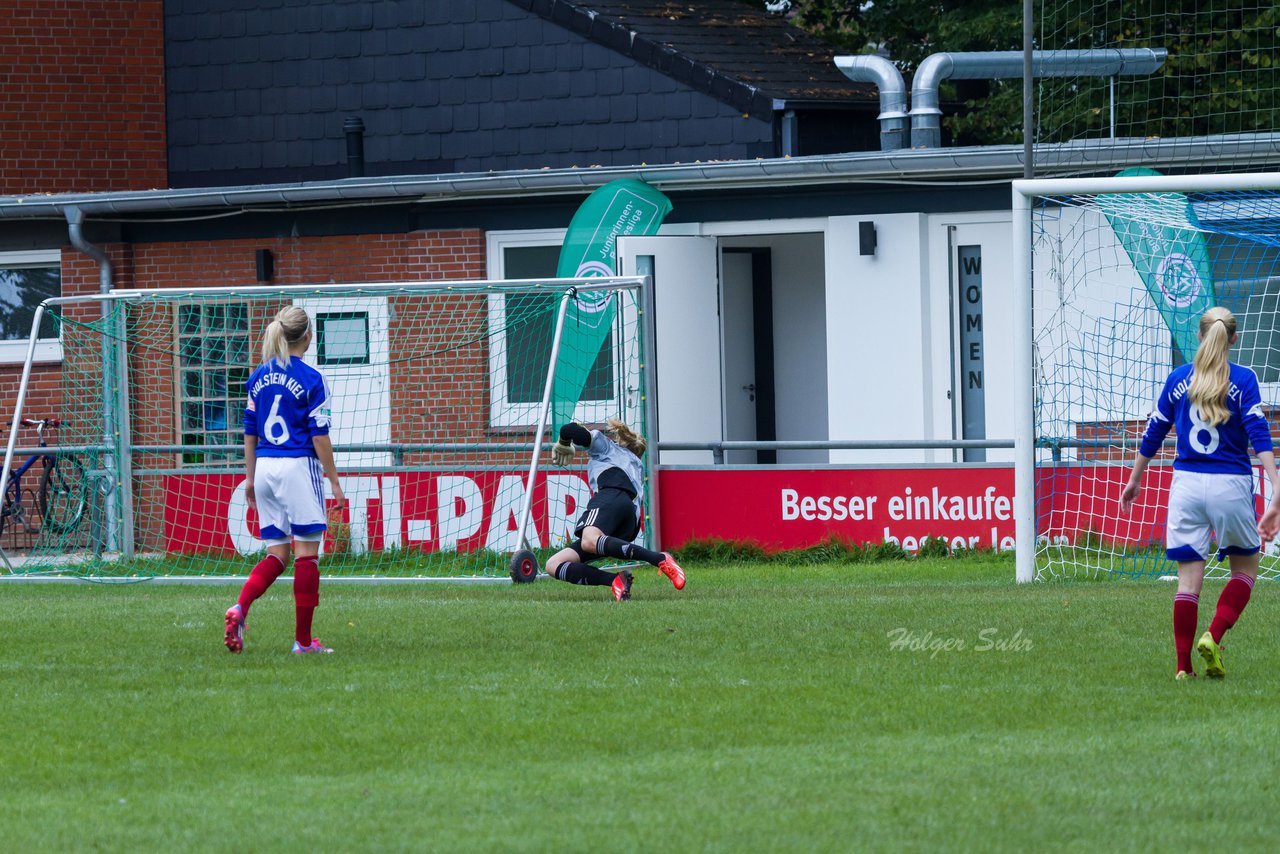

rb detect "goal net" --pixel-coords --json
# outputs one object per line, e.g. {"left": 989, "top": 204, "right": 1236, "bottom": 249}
{"left": 0, "top": 278, "right": 652, "bottom": 580}
{"left": 1018, "top": 172, "right": 1280, "bottom": 581}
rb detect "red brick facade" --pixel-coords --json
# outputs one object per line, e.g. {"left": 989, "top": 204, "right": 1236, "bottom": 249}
{"left": 3, "top": 230, "right": 492, "bottom": 553}
{"left": 0, "top": 1, "right": 167, "bottom": 194}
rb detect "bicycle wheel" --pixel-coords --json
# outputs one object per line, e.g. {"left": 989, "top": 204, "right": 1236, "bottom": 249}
{"left": 0, "top": 474, "right": 20, "bottom": 538}
{"left": 38, "top": 455, "right": 87, "bottom": 534}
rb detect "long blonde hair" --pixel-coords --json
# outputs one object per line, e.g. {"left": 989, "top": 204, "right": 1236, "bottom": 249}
{"left": 1189, "top": 306, "right": 1237, "bottom": 427}
{"left": 262, "top": 306, "right": 311, "bottom": 367}
{"left": 606, "top": 417, "right": 646, "bottom": 457}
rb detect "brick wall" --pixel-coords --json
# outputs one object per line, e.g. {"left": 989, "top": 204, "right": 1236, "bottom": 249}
{"left": 0, "top": 1, "right": 167, "bottom": 194}
{"left": 3, "top": 230, "right": 491, "bottom": 553}
{"left": 1071, "top": 415, "right": 1280, "bottom": 463}
{"left": 0, "top": 249, "right": 117, "bottom": 427}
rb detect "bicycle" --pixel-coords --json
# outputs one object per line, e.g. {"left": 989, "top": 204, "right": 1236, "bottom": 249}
{"left": 0, "top": 418, "right": 88, "bottom": 539}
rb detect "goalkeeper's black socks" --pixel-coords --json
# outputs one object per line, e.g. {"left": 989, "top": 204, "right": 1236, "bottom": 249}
{"left": 595, "top": 535, "right": 663, "bottom": 566}
{"left": 555, "top": 561, "right": 617, "bottom": 586}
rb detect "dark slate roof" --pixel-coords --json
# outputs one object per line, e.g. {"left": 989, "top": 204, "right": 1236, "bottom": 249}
{"left": 164, "top": 0, "right": 881, "bottom": 187}
{"left": 512, "top": 0, "right": 877, "bottom": 118}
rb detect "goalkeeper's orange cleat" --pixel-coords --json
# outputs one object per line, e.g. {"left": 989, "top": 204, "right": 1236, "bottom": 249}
{"left": 611, "top": 569, "right": 633, "bottom": 602}
{"left": 658, "top": 553, "right": 686, "bottom": 590}
{"left": 224, "top": 604, "right": 244, "bottom": 654}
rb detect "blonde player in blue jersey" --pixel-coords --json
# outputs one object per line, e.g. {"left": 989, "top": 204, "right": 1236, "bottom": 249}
{"left": 1121, "top": 306, "right": 1280, "bottom": 680}
{"left": 224, "top": 306, "right": 346, "bottom": 655}
{"left": 547, "top": 418, "right": 685, "bottom": 600}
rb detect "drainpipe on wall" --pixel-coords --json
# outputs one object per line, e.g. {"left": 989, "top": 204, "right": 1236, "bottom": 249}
{"left": 909, "top": 48, "right": 1168, "bottom": 149}
{"left": 834, "top": 55, "right": 909, "bottom": 152}
{"left": 65, "top": 206, "right": 133, "bottom": 558}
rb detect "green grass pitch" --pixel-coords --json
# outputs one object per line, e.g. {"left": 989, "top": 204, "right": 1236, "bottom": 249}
{"left": 3, "top": 555, "right": 1280, "bottom": 851}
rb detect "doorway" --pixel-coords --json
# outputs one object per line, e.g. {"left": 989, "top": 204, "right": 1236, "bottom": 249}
{"left": 943, "top": 220, "right": 1014, "bottom": 463}
{"left": 617, "top": 231, "right": 827, "bottom": 466}
{"left": 721, "top": 249, "right": 777, "bottom": 464}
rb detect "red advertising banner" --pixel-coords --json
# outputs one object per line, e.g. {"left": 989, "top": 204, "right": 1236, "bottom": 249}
{"left": 657, "top": 464, "right": 1269, "bottom": 553}
{"left": 163, "top": 471, "right": 597, "bottom": 555}
{"left": 161, "top": 464, "right": 1270, "bottom": 556}
{"left": 658, "top": 467, "right": 1018, "bottom": 553}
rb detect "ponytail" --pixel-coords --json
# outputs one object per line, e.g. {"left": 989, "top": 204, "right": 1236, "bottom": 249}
{"left": 1188, "top": 306, "right": 1236, "bottom": 427}
{"left": 261, "top": 306, "right": 311, "bottom": 368}
{"left": 606, "top": 417, "right": 647, "bottom": 457}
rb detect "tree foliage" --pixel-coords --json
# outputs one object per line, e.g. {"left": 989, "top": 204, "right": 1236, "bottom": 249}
{"left": 749, "top": 0, "right": 1280, "bottom": 145}
{"left": 1036, "top": 2, "right": 1280, "bottom": 142}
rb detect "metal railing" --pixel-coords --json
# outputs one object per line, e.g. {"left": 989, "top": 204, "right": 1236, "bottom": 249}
{"left": 657, "top": 438, "right": 1015, "bottom": 465}
{"left": 11, "top": 436, "right": 1165, "bottom": 468}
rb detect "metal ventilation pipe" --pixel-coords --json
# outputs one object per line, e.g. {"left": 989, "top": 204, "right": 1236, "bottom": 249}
{"left": 909, "top": 48, "right": 1168, "bottom": 149}
{"left": 834, "top": 55, "right": 909, "bottom": 151}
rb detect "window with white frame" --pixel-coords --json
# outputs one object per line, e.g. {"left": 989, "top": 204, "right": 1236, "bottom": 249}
{"left": 487, "top": 231, "right": 620, "bottom": 428}
{"left": 175, "top": 302, "right": 252, "bottom": 464}
{"left": 0, "top": 249, "right": 62, "bottom": 363}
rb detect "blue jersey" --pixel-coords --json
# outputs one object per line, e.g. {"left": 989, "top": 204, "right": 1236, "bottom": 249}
{"left": 243, "top": 357, "right": 332, "bottom": 458}
{"left": 1139, "top": 362, "right": 1273, "bottom": 475}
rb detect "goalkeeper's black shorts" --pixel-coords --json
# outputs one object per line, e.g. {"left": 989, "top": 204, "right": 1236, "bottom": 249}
{"left": 573, "top": 487, "right": 640, "bottom": 542}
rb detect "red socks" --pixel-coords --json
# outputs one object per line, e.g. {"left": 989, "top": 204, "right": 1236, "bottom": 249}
{"left": 1173, "top": 592, "right": 1199, "bottom": 674}
{"left": 236, "top": 552, "right": 323, "bottom": 647}
{"left": 1173, "top": 574, "right": 1256, "bottom": 673}
{"left": 293, "top": 555, "right": 320, "bottom": 646}
{"left": 1209, "top": 573, "right": 1255, "bottom": 643}
{"left": 237, "top": 553, "right": 286, "bottom": 615}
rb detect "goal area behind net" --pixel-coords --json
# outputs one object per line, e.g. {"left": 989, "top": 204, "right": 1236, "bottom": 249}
{"left": 1015, "top": 172, "right": 1280, "bottom": 582}
{"left": 0, "top": 277, "right": 653, "bottom": 580}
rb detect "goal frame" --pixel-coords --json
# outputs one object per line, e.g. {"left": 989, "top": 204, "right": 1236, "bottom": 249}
{"left": 1012, "top": 172, "right": 1280, "bottom": 582}
{"left": 0, "top": 276, "right": 654, "bottom": 579}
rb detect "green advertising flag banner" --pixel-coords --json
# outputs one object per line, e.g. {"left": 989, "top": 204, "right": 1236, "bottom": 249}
{"left": 1098, "top": 167, "right": 1215, "bottom": 359}
{"left": 551, "top": 179, "right": 672, "bottom": 430}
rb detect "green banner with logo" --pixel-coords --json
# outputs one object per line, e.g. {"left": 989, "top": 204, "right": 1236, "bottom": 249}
{"left": 1098, "top": 166, "right": 1215, "bottom": 359}
{"left": 551, "top": 179, "right": 672, "bottom": 431}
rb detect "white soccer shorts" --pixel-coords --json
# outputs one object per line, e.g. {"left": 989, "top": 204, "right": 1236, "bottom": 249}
{"left": 1166, "top": 469, "right": 1260, "bottom": 562}
{"left": 254, "top": 455, "right": 327, "bottom": 543}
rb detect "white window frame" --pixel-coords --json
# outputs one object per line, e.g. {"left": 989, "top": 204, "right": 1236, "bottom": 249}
{"left": 174, "top": 299, "right": 253, "bottom": 466}
{"left": 486, "top": 228, "right": 630, "bottom": 428}
{"left": 0, "top": 249, "right": 62, "bottom": 364}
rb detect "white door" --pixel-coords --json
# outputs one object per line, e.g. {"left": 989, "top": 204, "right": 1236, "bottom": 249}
{"left": 936, "top": 221, "right": 1014, "bottom": 463}
{"left": 617, "top": 236, "right": 721, "bottom": 465}
{"left": 295, "top": 295, "right": 391, "bottom": 468}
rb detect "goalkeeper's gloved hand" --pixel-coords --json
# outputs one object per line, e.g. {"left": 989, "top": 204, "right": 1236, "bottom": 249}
{"left": 551, "top": 440, "right": 575, "bottom": 466}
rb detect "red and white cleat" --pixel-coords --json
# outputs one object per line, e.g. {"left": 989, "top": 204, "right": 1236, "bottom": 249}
{"left": 291, "top": 638, "right": 333, "bottom": 655}
{"left": 224, "top": 604, "right": 245, "bottom": 654}
{"left": 611, "top": 569, "right": 634, "bottom": 602}
{"left": 658, "top": 553, "right": 686, "bottom": 590}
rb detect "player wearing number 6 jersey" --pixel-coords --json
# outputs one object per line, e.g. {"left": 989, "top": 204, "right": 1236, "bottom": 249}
{"left": 1121, "top": 307, "right": 1280, "bottom": 680}
{"left": 223, "top": 306, "right": 346, "bottom": 655}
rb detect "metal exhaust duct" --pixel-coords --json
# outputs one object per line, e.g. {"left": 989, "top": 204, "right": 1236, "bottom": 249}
{"left": 909, "top": 48, "right": 1168, "bottom": 148}
{"left": 834, "top": 55, "right": 909, "bottom": 151}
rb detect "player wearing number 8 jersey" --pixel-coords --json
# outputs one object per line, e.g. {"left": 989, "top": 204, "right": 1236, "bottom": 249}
{"left": 223, "top": 306, "right": 346, "bottom": 655}
{"left": 1121, "top": 307, "right": 1280, "bottom": 680}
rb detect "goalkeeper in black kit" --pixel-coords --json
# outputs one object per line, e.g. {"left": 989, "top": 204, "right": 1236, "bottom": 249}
{"left": 546, "top": 418, "right": 686, "bottom": 601}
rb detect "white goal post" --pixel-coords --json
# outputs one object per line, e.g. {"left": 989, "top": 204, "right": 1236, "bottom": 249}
{"left": 1014, "top": 172, "right": 1280, "bottom": 582}
{"left": 0, "top": 276, "right": 655, "bottom": 581}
